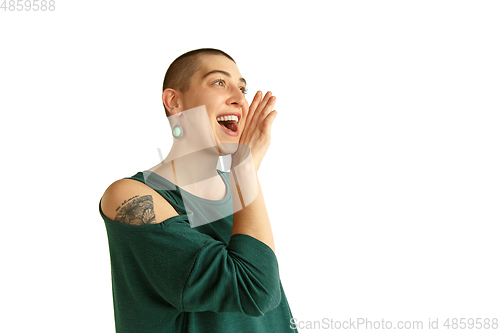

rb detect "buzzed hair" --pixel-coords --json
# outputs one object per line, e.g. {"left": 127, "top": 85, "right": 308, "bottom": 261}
{"left": 162, "top": 48, "right": 235, "bottom": 116}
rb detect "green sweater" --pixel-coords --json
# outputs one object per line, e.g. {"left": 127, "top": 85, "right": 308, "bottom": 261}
{"left": 99, "top": 170, "right": 297, "bottom": 332}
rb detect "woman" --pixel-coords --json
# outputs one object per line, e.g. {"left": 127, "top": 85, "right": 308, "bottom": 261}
{"left": 99, "top": 48, "right": 297, "bottom": 332}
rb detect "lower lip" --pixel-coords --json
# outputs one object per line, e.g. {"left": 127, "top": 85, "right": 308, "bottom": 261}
{"left": 218, "top": 122, "right": 239, "bottom": 137}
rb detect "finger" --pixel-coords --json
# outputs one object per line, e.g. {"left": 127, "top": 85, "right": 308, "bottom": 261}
{"left": 248, "top": 91, "right": 262, "bottom": 113}
{"left": 257, "top": 96, "right": 276, "bottom": 125}
{"left": 261, "top": 110, "right": 277, "bottom": 135}
{"left": 239, "top": 91, "right": 261, "bottom": 141}
{"left": 256, "top": 91, "right": 273, "bottom": 114}
{"left": 248, "top": 92, "right": 274, "bottom": 133}
{"left": 244, "top": 91, "right": 262, "bottom": 129}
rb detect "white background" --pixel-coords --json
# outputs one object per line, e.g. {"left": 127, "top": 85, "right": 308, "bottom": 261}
{"left": 1, "top": 1, "right": 499, "bottom": 332}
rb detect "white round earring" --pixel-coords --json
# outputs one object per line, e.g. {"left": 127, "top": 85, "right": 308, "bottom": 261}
{"left": 172, "top": 114, "right": 183, "bottom": 139}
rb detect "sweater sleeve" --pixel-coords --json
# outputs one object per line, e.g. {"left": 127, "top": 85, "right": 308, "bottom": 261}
{"left": 104, "top": 215, "right": 281, "bottom": 317}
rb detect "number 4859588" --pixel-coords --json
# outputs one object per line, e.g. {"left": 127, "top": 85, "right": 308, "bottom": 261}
{"left": 1, "top": 0, "right": 56, "bottom": 11}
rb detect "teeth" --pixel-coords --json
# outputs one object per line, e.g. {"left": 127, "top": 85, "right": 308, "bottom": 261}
{"left": 216, "top": 115, "right": 239, "bottom": 123}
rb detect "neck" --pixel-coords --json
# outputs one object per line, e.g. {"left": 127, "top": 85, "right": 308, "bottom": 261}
{"left": 151, "top": 141, "right": 221, "bottom": 188}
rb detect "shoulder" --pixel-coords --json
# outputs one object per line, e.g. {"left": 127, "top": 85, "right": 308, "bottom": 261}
{"left": 100, "top": 178, "right": 178, "bottom": 225}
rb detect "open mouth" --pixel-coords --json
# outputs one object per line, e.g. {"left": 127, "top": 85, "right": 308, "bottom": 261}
{"left": 216, "top": 115, "right": 239, "bottom": 132}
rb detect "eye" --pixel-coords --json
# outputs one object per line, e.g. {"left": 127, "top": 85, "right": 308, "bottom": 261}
{"left": 212, "top": 78, "right": 247, "bottom": 95}
{"left": 212, "top": 78, "right": 226, "bottom": 87}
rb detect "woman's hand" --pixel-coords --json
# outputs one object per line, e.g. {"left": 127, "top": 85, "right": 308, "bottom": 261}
{"left": 232, "top": 91, "right": 277, "bottom": 172}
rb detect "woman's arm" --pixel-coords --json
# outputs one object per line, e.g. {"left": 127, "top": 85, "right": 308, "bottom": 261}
{"left": 230, "top": 91, "right": 278, "bottom": 252}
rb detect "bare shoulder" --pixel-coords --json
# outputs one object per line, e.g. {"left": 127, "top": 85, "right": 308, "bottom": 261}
{"left": 100, "top": 178, "right": 179, "bottom": 225}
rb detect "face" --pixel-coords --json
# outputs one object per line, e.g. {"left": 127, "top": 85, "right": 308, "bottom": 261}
{"left": 179, "top": 54, "right": 249, "bottom": 154}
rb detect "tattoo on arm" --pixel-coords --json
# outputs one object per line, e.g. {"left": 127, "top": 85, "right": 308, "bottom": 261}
{"left": 116, "top": 195, "right": 139, "bottom": 212}
{"left": 114, "top": 195, "right": 157, "bottom": 225}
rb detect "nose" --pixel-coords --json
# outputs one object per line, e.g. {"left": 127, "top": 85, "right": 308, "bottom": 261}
{"left": 227, "top": 85, "right": 248, "bottom": 109}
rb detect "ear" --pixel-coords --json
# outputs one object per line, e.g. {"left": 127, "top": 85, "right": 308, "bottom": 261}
{"left": 162, "top": 88, "right": 183, "bottom": 115}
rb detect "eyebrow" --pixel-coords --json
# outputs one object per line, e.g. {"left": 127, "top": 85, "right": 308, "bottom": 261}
{"left": 202, "top": 69, "right": 246, "bottom": 86}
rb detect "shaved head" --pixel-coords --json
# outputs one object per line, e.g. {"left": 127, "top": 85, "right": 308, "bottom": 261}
{"left": 162, "top": 48, "right": 235, "bottom": 116}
